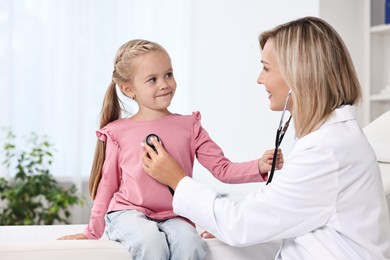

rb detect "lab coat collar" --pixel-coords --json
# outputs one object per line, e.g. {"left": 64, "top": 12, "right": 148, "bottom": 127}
{"left": 321, "top": 105, "right": 357, "bottom": 128}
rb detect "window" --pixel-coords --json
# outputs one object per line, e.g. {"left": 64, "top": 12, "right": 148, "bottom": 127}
{"left": 0, "top": 0, "right": 192, "bottom": 179}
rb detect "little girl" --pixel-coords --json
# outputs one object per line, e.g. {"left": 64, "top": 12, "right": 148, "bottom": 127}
{"left": 59, "top": 39, "right": 282, "bottom": 259}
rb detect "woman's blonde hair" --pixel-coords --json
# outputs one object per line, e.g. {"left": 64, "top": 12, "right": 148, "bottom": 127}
{"left": 89, "top": 39, "right": 169, "bottom": 200}
{"left": 259, "top": 16, "right": 361, "bottom": 138}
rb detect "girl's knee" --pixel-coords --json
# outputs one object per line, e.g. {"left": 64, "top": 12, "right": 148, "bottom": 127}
{"left": 125, "top": 231, "right": 169, "bottom": 260}
{"left": 170, "top": 231, "right": 208, "bottom": 259}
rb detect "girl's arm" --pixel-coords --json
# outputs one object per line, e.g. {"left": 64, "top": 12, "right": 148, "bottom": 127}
{"left": 59, "top": 132, "right": 121, "bottom": 240}
{"left": 194, "top": 124, "right": 282, "bottom": 183}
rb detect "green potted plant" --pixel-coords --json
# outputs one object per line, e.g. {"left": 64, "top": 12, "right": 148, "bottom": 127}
{"left": 0, "top": 130, "right": 83, "bottom": 225}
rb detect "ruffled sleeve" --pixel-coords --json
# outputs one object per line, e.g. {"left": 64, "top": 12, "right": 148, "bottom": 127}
{"left": 96, "top": 127, "right": 119, "bottom": 147}
{"left": 96, "top": 129, "right": 107, "bottom": 142}
{"left": 192, "top": 111, "right": 202, "bottom": 141}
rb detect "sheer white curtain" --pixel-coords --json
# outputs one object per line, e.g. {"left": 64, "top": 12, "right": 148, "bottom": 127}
{"left": 0, "top": 0, "right": 192, "bottom": 182}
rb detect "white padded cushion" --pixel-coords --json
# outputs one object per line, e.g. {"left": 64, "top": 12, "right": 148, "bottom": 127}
{"left": 379, "top": 163, "right": 390, "bottom": 218}
{"left": 380, "top": 163, "right": 390, "bottom": 196}
{"left": 205, "top": 239, "right": 280, "bottom": 260}
{"left": 0, "top": 240, "right": 129, "bottom": 260}
{"left": 363, "top": 110, "right": 390, "bottom": 163}
{"left": 0, "top": 225, "right": 280, "bottom": 260}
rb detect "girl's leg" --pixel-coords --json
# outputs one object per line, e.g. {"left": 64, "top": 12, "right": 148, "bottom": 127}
{"left": 105, "top": 210, "right": 169, "bottom": 260}
{"left": 159, "top": 218, "right": 207, "bottom": 260}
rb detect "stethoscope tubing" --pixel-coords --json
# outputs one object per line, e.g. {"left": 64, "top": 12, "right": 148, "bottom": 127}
{"left": 266, "top": 91, "right": 292, "bottom": 185}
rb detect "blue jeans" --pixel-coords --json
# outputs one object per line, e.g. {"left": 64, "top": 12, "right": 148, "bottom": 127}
{"left": 105, "top": 210, "right": 207, "bottom": 260}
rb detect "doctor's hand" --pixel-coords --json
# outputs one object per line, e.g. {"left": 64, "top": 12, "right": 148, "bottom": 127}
{"left": 142, "top": 139, "right": 186, "bottom": 191}
{"left": 259, "top": 148, "right": 284, "bottom": 173}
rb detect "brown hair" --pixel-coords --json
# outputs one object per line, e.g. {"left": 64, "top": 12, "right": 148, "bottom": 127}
{"left": 259, "top": 16, "right": 361, "bottom": 138}
{"left": 89, "top": 39, "right": 169, "bottom": 199}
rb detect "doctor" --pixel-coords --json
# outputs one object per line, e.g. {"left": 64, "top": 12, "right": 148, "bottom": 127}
{"left": 142, "top": 16, "right": 390, "bottom": 259}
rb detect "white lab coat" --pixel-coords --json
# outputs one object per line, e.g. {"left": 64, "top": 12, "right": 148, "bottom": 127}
{"left": 173, "top": 105, "right": 390, "bottom": 259}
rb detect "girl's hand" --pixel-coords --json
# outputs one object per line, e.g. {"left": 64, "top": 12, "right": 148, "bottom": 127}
{"left": 258, "top": 148, "right": 284, "bottom": 173}
{"left": 142, "top": 139, "right": 186, "bottom": 190}
{"left": 200, "top": 231, "right": 215, "bottom": 239}
{"left": 57, "top": 233, "right": 87, "bottom": 240}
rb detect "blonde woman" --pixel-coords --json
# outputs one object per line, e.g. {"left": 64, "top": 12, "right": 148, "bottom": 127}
{"left": 142, "top": 17, "right": 390, "bottom": 259}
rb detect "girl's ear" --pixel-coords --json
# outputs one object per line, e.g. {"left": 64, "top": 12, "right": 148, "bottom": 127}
{"left": 120, "top": 84, "right": 135, "bottom": 99}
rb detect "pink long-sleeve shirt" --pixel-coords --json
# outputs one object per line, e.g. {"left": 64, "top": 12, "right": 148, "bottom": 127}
{"left": 84, "top": 112, "right": 266, "bottom": 239}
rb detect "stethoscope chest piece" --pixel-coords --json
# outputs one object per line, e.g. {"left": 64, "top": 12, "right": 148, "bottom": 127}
{"left": 143, "top": 133, "right": 174, "bottom": 196}
{"left": 144, "top": 133, "right": 161, "bottom": 153}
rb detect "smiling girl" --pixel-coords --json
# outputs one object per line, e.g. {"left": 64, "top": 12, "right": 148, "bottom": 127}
{"left": 58, "top": 39, "right": 283, "bottom": 260}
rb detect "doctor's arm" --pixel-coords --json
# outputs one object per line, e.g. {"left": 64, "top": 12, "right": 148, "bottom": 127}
{"left": 143, "top": 139, "right": 338, "bottom": 246}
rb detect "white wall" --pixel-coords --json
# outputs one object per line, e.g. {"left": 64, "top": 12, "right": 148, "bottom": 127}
{"left": 319, "top": 0, "right": 366, "bottom": 124}
{"left": 188, "top": 0, "right": 320, "bottom": 199}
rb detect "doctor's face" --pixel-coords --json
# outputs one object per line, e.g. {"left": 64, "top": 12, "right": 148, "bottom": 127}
{"left": 257, "top": 40, "right": 291, "bottom": 112}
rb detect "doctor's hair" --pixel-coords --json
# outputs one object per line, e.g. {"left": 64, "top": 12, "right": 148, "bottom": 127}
{"left": 259, "top": 16, "right": 361, "bottom": 138}
{"left": 89, "top": 39, "right": 169, "bottom": 200}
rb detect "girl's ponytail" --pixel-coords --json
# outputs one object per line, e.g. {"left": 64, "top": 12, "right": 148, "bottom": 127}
{"left": 99, "top": 81, "right": 121, "bottom": 129}
{"left": 89, "top": 81, "right": 120, "bottom": 199}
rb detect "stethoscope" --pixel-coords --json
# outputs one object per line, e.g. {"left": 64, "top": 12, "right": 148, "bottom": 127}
{"left": 266, "top": 90, "right": 292, "bottom": 185}
{"left": 144, "top": 133, "right": 175, "bottom": 195}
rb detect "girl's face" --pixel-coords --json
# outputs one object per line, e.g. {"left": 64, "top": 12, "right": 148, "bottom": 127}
{"left": 257, "top": 40, "right": 292, "bottom": 112}
{"left": 123, "top": 51, "right": 176, "bottom": 117}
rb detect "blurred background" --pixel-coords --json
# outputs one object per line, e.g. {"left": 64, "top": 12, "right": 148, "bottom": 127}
{"left": 0, "top": 0, "right": 378, "bottom": 223}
